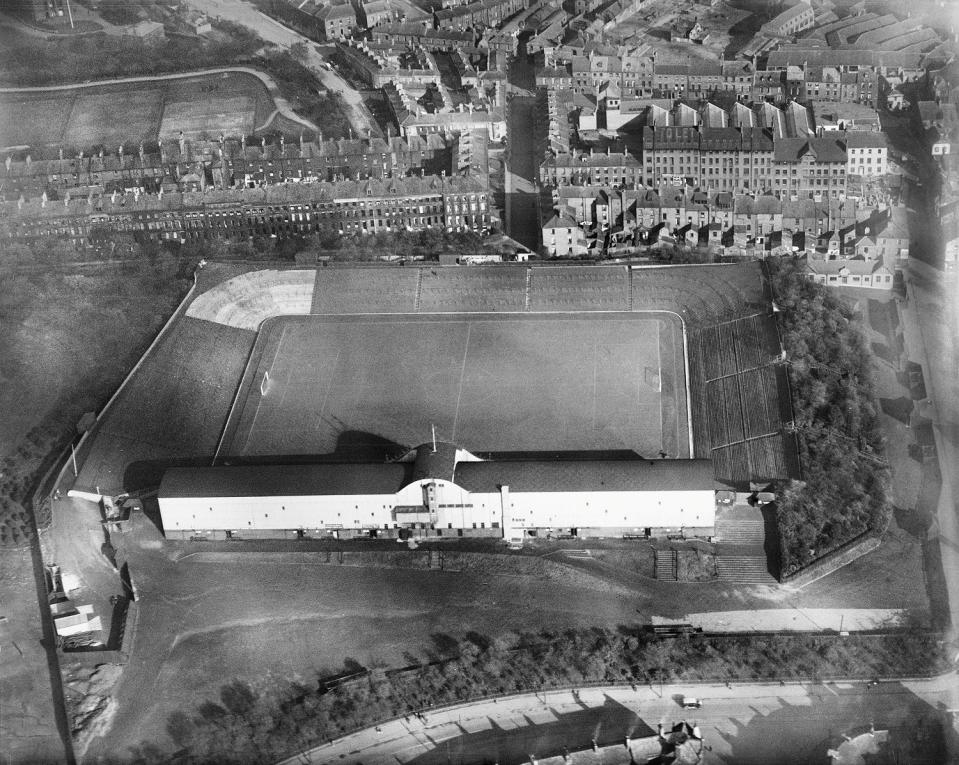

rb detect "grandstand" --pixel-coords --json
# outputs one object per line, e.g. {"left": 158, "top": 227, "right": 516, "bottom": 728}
{"left": 310, "top": 267, "right": 419, "bottom": 313}
{"left": 529, "top": 266, "right": 630, "bottom": 312}
{"left": 687, "top": 314, "right": 799, "bottom": 488}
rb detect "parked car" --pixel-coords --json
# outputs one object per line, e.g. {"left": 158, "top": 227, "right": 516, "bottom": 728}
{"left": 681, "top": 696, "right": 703, "bottom": 709}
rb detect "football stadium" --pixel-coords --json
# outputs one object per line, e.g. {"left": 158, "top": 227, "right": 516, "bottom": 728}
{"left": 67, "top": 264, "right": 797, "bottom": 542}
{"left": 138, "top": 264, "right": 794, "bottom": 545}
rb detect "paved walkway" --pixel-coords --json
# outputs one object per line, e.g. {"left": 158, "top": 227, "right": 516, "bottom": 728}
{"left": 0, "top": 66, "right": 318, "bottom": 135}
{"left": 276, "top": 673, "right": 959, "bottom": 765}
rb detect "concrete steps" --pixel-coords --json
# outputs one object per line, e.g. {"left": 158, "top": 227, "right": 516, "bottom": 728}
{"left": 716, "top": 554, "right": 776, "bottom": 584}
{"left": 714, "top": 515, "right": 766, "bottom": 545}
{"left": 654, "top": 549, "right": 677, "bottom": 581}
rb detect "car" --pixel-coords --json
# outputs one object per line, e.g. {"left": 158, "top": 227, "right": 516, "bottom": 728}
{"left": 681, "top": 697, "right": 702, "bottom": 709}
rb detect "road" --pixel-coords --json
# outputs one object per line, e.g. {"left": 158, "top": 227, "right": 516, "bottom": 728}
{"left": 898, "top": 260, "right": 959, "bottom": 764}
{"left": 504, "top": 38, "right": 541, "bottom": 251}
{"left": 177, "top": 0, "right": 379, "bottom": 137}
{"left": 278, "top": 674, "right": 958, "bottom": 765}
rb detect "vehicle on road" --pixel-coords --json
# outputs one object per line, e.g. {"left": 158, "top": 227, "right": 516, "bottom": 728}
{"left": 681, "top": 696, "right": 703, "bottom": 709}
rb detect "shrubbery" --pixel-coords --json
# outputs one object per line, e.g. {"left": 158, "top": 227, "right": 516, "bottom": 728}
{"left": 129, "top": 626, "right": 946, "bottom": 764}
{"left": 766, "top": 257, "right": 891, "bottom": 575}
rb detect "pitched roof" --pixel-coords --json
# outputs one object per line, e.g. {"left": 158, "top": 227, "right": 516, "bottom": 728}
{"left": 454, "top": 458, "right": 716, "bottom": 493}
{"left": 159, "top": 463, "right": 411, "bottom": 499}
{"left": 543, "top": 212, "right": 578, "bottom": 229}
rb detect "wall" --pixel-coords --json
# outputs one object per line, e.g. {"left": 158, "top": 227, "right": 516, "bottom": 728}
{"left": 160, "top": 484, "right": 717, "bottom": 536}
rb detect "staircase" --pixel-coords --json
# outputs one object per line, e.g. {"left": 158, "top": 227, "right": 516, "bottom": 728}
{"left": 524, "top": 267, "right": 533, "bottom": 311}
{"left": 627, "top": 267, "right": 634, "bottom": 311}
{"left": 716, "top": 554, "right": 776, "bottom": 584}
{"left": 654, "top": 549, "right": 677, "bottom": 581}
{"left": 713, "top": 507, "right": 776, "bottom": 584}
{"left": 713, "top": 510, "right": 766, "bottom": 545}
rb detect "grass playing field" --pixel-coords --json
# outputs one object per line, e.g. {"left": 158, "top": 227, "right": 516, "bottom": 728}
{"left": 0, "top": 71, "right": 278, "bottom": 150}
{"left": 218, "top": 313, "right": 686, "bottom": 461}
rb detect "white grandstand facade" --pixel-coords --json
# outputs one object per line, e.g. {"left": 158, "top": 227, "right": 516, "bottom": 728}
{"left": 158, "top": 442, "right": 719, "bottom": 543}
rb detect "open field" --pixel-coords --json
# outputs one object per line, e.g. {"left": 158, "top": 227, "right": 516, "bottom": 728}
{"left": 0, "top": 256, "right": 195, "bottom": 763}
{"left": 0, "top": 71, "right": 279, "bottom": 149}
{"left": 79, "top": 517, "right": 933, "bottom": 761}
{"left": 219, "top": 313, "right": 681, "bottom": 459}
{"left": 74, "top": 316, "right": 256, "bottom": 493}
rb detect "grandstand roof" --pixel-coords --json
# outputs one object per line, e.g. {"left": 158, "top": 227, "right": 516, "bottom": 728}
{"left": 159, "top": 463, "right": 411, "bottom": 498}
{"left": 159, "top": 453, "right": 718, "bottom": 498}
{"left": 454, "top": 458, "right": 716, "bottom": 493}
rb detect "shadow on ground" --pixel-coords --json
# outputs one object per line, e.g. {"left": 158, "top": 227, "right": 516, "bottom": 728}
{"left": 404, "top": 694, "right": 656, "bottom": 765}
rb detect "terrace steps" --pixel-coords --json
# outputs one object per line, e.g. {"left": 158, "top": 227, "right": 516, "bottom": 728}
{"left": 654, "top": 549, "right": 678, "bottom": 581}
{"left": 715, "top": 554, "right": 775, "bottom": 584}
{"left": 414, "top": 268, "right": 424, "bottom": 312}
{"left": 524, "top": 267, "right": 532, "bottom": 311}
{"left": 714, "top": 514, "right": 766, "bottom": 545}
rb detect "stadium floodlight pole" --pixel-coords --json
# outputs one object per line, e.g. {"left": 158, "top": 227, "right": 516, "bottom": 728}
{"left": 64, "top": 0, "right": 74, "bottom": 29}
{"left": 432, "top": 423, "right": 437, "bottom": 453}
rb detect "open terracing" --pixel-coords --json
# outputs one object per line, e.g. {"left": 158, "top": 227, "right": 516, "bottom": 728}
{"left": 188, "top": 262, "right": 769, "bottom": 329}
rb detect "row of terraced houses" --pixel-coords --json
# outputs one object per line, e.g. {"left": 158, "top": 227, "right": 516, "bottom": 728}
{"left": 0, "top": 174, "right": 492, "bottom": 245}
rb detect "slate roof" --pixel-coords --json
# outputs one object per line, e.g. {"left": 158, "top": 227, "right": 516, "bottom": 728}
{"left": 160, "top": 455, "right": 718, "bottom": 497}
{"left": 454, "top": 458, "right": 716, "bottom": 493}
{"left": 159, "top": 463, "right": 411, "bottom": 498}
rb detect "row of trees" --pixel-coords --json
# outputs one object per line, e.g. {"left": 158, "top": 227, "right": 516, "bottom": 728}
{"left": 766, "top": 257, "right": 891, "bottom": 574}
{"left": 122, "top": 626, "right": 947, "bottom": 764}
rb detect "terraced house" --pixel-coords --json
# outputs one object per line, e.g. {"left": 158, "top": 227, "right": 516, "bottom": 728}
{"left": 0, "top": 173, "right": 491, "bottom": 244}
{"left": 1, "top": 134, "right": 454, "bottom": 197}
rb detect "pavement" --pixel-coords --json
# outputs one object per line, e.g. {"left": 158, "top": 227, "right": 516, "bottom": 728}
{"left": 504, "top": 40, "right": 541, "bottom": 252}
{"left": 178, "top": 0, "right": 379, "bottom": 138}
{"left": 898, "top": 259, "right": 959, "bottom": 764}
{"left": 899, "top": 260, "right": 959, "bottom": 641}
{"left": 276, "top": 674, "right": 959, "bottom": 765}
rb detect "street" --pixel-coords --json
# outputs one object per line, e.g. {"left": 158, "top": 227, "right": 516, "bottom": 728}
{"left": 277, "top": 675, "right": 957, "bottom": 765}
{"left": 177, "top": 0, "right": 379, "bottom": 137}
{"left": 898, "top": 260, "right": 959, "bottom": 763}
{"left": 505, "top": 39, "right": 541, "bottom": 251}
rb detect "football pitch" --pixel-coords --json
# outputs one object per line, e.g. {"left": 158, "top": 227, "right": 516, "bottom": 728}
{"left": 218, "top": 313, "right": 688, "bottom": 461}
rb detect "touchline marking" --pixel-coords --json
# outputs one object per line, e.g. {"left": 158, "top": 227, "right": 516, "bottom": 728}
{"left": 450, "top": 322, "right": 472, "bottom": 444}
{"left": 316, "top": 348, "right": 341, "bottom": 429}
